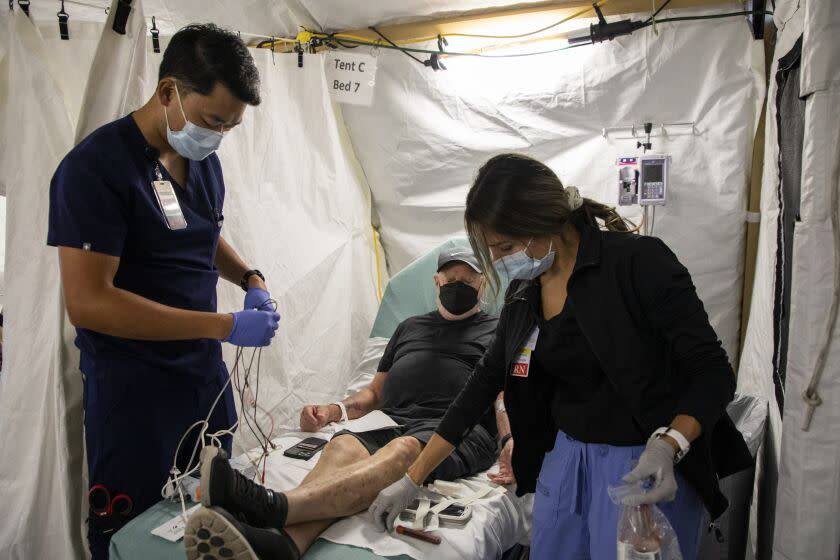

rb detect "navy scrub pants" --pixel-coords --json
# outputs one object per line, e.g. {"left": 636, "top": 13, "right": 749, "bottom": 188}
{"left": 531, "top": 431, "right": 705, "bottom": 560}
{"left": 83, "top": 362, "right": 236, "bottom": 560}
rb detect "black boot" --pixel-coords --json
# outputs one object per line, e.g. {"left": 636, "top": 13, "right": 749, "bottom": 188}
{"left": 184, "top": 506, "right": 300, "bottom": 560}
{"left": 199, "top": 446, "right": 288, "bottom": 530}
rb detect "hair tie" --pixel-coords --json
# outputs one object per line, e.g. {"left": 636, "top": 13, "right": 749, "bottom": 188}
{"left": 566, "top": 186, "right": 583, "bottom": 211}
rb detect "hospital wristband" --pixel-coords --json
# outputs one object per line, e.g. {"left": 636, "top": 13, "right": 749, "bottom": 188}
{"left": 651, "top": 427, "right": 690, "bottom": 463}
{"left": 332, "top": 401, "right": 349, "bottom": 423}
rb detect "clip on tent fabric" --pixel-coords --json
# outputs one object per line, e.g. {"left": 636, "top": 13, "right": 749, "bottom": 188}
{"left": 151, "top": 16, "right": 160, "bottom": 53}
{"left": 58, "top": 0, "right": 70, "bottom": 40}
{"left": 425, "top": 35, "right": 448, "bottom": 71}
{"left": 112, "top": 0, "right": 133, "bottom": 35}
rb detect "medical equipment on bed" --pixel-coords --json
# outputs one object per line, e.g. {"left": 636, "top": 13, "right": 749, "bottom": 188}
{"left": 178, "top": 474, "right": 201, "bottom": 503}
{"left": 395, "top": 525, "right": 442, "bottom": 545}
{"left": 397, "top": 478, "right": 504, "bottom": 533}
{"left": 399, "top": 499, "right": 472, "bottom": 527}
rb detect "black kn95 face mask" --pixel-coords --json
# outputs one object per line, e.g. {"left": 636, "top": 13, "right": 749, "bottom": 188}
{"left": 439, "top": 281, "right": 479, "bottom": 315}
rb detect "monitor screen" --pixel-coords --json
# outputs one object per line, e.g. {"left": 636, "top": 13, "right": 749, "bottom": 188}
{"left": 643, "top": 161, "right": 664, "bottom": 183}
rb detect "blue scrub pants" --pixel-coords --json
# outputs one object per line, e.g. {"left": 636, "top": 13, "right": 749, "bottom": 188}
{"left": 531, "top": 431, "right": 705, "bottom": 560}
{"left": 83, "top": 362, "right": 236, "bottom": 560}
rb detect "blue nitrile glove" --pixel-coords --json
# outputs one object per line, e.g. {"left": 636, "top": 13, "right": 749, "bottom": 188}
{"left": 223, "top": 310, "right": 280, "bottom": 347}
{"left": 368, "top": 474, "right": 421, "bottom": 532}
{"left": 621, "top": 438, "right": 678, "bottom": 505}
{"left": 244, "top": 287, "right": 274, "bottom": 311}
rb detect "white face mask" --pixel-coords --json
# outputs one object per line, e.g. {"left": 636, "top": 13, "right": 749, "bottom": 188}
{"left": 164, "top": 83, "right": 224, "bottom": 161}
{"left": 493, "top": 238, "right": 555, "bottom": 281}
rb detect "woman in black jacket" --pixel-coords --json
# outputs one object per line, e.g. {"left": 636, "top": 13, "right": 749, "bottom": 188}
{"left": 368, "top": 154, "right": 751, "bottom": 559}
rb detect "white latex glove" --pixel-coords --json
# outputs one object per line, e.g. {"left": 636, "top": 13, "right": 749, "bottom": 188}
{"left": 368, "top": 474, "right": 421, "bottom": 532}
{"left": 621, "top": 438, "right": 678, "bottom": 505}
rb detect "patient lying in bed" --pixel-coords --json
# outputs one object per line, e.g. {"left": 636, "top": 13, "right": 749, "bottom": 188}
{"left": 184, "top": 251, "right": 509, "bottom": 560}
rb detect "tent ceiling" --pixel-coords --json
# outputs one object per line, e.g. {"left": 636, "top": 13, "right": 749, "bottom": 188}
{"left": 301, "top": 0, "right": 563, "bottom": 31}
{"left": 302, "top": 0, "right": 737, "bottom": 33}
{"left": 21, "top": 0, "right": 738, "bottom": 38}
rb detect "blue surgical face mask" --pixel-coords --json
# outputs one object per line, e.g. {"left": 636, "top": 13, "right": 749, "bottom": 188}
{"left": 164, "top": 83, "right": 224, "bottom": 161}
{"left": 493, "top": 238, "right": 555, "bottom": 281}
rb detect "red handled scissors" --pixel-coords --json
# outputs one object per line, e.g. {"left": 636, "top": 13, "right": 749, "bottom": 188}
{"left": 89, "top": 484, "right": 133, "bottom": 518}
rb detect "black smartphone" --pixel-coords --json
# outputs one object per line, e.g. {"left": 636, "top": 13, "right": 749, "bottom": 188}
{"left": 283, "top": 437, "right": 328, "bottom": 460}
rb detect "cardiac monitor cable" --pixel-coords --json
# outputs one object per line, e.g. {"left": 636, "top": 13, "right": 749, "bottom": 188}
{"left": 162, "top": 298, "right": 281, "bottom": 517}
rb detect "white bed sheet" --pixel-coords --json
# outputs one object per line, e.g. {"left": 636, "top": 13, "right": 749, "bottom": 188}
{"left": 249, "top": 428, "right": 531, "bottom": 559}
{"left": 242, "top": 336, "right": 533, "bottom": 559}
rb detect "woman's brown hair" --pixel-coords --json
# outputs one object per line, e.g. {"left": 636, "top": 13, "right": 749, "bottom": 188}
{"left": 465, "top": 153, "right": 636, "bottom": 295}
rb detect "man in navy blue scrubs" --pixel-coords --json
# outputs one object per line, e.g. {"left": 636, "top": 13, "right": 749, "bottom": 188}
{"left": 47, "top": 24, "right": 278, "bottom": 558}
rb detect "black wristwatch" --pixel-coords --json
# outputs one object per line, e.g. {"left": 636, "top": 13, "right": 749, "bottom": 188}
{"left": 240, "top": 269, "right": 265, "bottom": 291}
{"left": 498, "top": 433, "right": 513, "bottom": 452}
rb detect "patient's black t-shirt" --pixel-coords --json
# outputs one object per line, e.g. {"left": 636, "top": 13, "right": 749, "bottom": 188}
{"left": 377, "top": 311, "right": 499, "bottom": 441}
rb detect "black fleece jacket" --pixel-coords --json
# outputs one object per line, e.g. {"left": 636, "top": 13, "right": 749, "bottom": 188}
{"left": 436, "top": 226, "right": 751, "bottom": 519}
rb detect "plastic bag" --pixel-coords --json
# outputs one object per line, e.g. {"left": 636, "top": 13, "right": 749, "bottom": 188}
{"left": 609, "top": 479, "right": 683, "bottom": 560}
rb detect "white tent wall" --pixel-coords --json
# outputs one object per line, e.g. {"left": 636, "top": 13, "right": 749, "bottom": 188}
{"left": 738, "top": 0, "right": 840, "bottom": 558}
{"left": 211, "top": 53, "right": 382, "bottom": 454}
{"left": 0, "top": 196, "right": 6, "bottom": 301}
{"left": 19, "top": 0, "right": 304, "bottom": 38}
{"left": 736, "top": 4, "right": 802, "bottom": 558}
{"left": 0, "top": 1, "right": 381, "bottom": 557}
{"left": 0, "top": 18, "right": 6, "bottom": 301}
{"left": 0, "top": 11, "right": 89, "bottom": 560}
{"left": 737, "top": 0, "right": 840, "bottom": 558}
{"left": 340, "top": 4, "right": 765, "bottom": 364}
{"left": 0, "top": 16, "right": 103, "bottom": 302}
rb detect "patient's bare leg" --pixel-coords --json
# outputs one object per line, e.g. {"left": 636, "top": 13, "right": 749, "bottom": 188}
{"left": 298, "top": 434, "right": 371, "bottom": 485}
{"left": 282, "top": 436, "right": 422, "bottom": 552}
{"left": 279, "top": 436, "right": 371, "bottom": 553}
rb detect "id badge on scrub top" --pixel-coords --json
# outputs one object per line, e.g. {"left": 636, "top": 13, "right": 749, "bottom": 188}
{"left": 152, "top": 179, "right": 187, "bottom": 230}
{"left": 511, "top": 327, "right": 539, "bottom": 377}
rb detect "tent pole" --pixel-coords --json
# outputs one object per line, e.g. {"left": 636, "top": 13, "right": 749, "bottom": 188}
{"left": 739, "top": 21, "right": 776, "bottom": 369}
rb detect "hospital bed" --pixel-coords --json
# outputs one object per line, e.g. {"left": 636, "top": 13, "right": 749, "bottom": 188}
{"left": 110, "top": 239, "right": 531, "bottom": 560}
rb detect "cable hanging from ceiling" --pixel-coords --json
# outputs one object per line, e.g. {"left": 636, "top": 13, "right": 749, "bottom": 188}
{"left": 319, "top": 0, "right": 610, "bottom": 46}
{"left": 253, "top": 5, "right": 773, "bottom": 63}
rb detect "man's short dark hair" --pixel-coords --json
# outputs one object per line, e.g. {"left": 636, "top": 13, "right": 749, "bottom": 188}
{"left": 159, "top": 23, "right": 261, "bottom": 106}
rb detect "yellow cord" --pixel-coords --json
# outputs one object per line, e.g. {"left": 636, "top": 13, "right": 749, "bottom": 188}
{"left": 319, "top": 0, "right": 607, "bottom": 46}
{"left": 296, "top": 29, "right": 316, "bottom": 45}
{"left": 372, "top": 225, "right": 383, "bottom": 302}
{"left": 257, "top": 1, "right": 606, "bottom": 52}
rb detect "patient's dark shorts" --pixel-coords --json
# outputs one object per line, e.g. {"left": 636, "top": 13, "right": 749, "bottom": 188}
{"left": 334, "top": 423, "right": 496, "bottom": 482}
